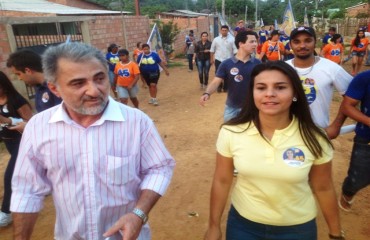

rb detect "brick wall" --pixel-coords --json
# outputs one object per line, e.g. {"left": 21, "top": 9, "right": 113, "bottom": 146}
{"left": 87, "top": 15, "right": 150, "bottom": 56}
{"left": 346, "top": 4, "right": 369, "bottom": 18}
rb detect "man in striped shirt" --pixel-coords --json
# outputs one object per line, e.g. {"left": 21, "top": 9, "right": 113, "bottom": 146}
{"left": 10, "top": 42, "right": 175, "bottom": 240}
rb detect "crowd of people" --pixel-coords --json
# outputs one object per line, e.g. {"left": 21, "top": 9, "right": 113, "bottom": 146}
{"left": 0, "top": 20, "right": 369, "bottom": 240}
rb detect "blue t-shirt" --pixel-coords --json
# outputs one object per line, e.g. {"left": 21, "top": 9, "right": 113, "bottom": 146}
{"left": 137, "top": 52, "right": 161, "bottom": 73}
{"left": 106, "top": 52, "right": 119, "bottom": 72}
{"left": 216, "top": 56, "right": 261, "bottom": 108}
{"left": 259, "top": 30, "right": 269, "bottom": 44}
{"left": 322, "top": 33, "right": 343, "bottom": 45}
{"left": 35, "top": 82, "right": 62, "bottom": 112}
{"left": 345, "top": 70, "right": 370, "bottom": 140}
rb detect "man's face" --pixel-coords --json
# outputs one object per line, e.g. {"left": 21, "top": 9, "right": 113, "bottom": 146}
{"left": 10, "top": 67, "right": 38, "bottom": 85}
{"left": 290, "top": 33, "right": 316, "bottom": 59}
{"left": 239, "top": 35, "right": 258, "bottom": 54}
{"left": 221, "top": 28, "right": 228, "bottom": 37}
{"left": 48, "top": 57, "right": 110, "bottom": 117}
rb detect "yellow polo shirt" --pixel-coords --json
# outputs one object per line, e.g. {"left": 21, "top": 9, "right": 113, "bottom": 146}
{"left": 216, "top": 117, "right": 333, "bottom": 226}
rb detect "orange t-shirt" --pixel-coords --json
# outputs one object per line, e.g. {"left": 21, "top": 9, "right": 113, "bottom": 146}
{"left": 114, "top": 61, "right": 140, "bottom": 87}
{"left": 351, "top": 37, "right": 369, "bottom": 52}
{"left": 322, "top": 43, "right": 343, "bottom": 64}
{"left": 261, "top": 41, "right": 285, "bottom": 61}
{"left": 133, "top": 48, "right": 142, "bottom": 60}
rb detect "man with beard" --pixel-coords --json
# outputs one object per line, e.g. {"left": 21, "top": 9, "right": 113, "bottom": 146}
{"left": 286, "top": 27, "right": 353, "bottom": 139}
{"left": 10, "top": 42, "right": 175, "bottom": 240}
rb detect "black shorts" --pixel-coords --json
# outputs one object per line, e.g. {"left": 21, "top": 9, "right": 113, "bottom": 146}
{"left": 142, "top": 71, "right": 160, "bottom": 85}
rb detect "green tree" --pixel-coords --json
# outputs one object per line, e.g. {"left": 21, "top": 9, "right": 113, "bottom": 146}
{"left": 153, "top": 20, "right": 180, "bottom": 56}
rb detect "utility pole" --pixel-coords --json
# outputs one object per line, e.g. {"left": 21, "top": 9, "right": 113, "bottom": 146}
{"left": 255, "top": 0, "right": 258, "bottom": 26}
{"left": 222, "top": 0, "right": 225, "bottom": 19}
{"left": 245, "top": 6, "right": 247, "bottom": 24}
{"left": 135, "top": 0, "right": 140, "bottom": 16}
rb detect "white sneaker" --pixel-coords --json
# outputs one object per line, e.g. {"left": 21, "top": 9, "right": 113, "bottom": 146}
{"left": 152, "top": 99, "right": 159, "bottom": 106}
{"left": 148, "top": 98, "right": 154, "bottom": 104}
{"left": 0, "top": 211, "right": 12, "bottom": 227}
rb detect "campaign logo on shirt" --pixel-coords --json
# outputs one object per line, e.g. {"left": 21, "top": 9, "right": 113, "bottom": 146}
{"left": 234, "top": 75, "right": 243, "bottom": 82}
{"left": 282, "top": 147, "right": 305, "bottom": 167}
{"left": 142, "top": 57, "right": 155, "bottom": 65}
{"left": 301, "top": 77, "right": 317, "bottom": 104}
{"left": 357, "top": 43, "right": 364, "bottom": 48}
{"left": 230, "top": 67, "right": 239, "bottom": 75}
{"left": 1, "top": 104, "right": 9, "bottom": 113}
{"left": 42, "top": 92, "right": 50, "bottom": 103}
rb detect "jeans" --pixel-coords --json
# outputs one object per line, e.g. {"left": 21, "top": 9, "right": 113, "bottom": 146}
{"left": 226, "top": 205, "right": 317, "bottom": 240}
{"left": 196, "top": 59, "right": 211, "bottom": 85}
{"left": 187, "top": 54, "right": 194, "bottom": 70}
{"left": 342, "top": 135, "right": 370, "bottom": 197}
{"left": 224, "top": 105, "right": 241, "bottom": 122}
{"left": 1, "top": 137, "right": 21, "bottom": 213}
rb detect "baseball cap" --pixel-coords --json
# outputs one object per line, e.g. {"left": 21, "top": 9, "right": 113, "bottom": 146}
{"left": 109, "top": 43, "right": 120, "bottom": 49}
{"left": 290, "top": 26, "right": 316, "bottom": 40}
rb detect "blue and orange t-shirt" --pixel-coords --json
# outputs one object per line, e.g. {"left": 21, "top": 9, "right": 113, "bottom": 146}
{"left": 322, "top": 43, "right": 343, "bottom": 64}
{"left": 351, "top": 37, "right": 369, "bottom": 52}
{"left": 114, "top": 61, "right": 140, "bottom": 87}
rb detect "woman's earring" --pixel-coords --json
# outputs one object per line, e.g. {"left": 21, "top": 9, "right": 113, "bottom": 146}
{"left": 292, "top": 97, "right": 297, "bottom": 102}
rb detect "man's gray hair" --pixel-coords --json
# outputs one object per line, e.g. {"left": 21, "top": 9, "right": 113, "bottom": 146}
{"left": 42, "top": 42, "right": 108, "bottom": 84}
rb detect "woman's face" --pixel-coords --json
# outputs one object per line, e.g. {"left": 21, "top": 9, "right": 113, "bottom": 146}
{"left": 201, "top": 33, "right": 208, "bottom": 41}
{"left": 286, "top": 150, "right": 294, "bottom": 159}
{"left": 358, "top": 31, "right": 364, "bottom": 38}
{"left": 142, "top": 46, "right": 150, "bottom": 54}
{"left": 253, "top": 70, "right": 294, "bottom": 118}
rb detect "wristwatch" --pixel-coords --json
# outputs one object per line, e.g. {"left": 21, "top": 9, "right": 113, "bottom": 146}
{"left": 132, "top": 208, "right": 148, "bottom": 224}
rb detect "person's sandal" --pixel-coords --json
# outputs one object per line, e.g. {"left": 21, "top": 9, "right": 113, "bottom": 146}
{"left": 338, "top": 194, "right": 354, "bottom": 212}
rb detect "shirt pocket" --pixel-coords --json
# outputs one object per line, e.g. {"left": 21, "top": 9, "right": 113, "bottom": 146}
{"left": 106, "top": 155, "right": 136, "bottom": 185}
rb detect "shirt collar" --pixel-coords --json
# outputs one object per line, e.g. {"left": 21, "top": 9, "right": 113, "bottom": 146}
{"left": 233, "top": 116, "right": 297, "bottom": 136}
{"left": 49, "top": 96, "right": 125, "bottom": 126}
{"left": 231, "top": 56, "right": 256, "bottom": 64}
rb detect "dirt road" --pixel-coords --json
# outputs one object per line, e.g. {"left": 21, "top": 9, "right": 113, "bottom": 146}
{"left": 0, "top": 58, "right": 369, "bottom": 239}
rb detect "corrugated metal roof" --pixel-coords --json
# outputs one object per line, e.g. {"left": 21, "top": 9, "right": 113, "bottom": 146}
{"left": 0, "top": 0, "right": 130, "bottom": 15}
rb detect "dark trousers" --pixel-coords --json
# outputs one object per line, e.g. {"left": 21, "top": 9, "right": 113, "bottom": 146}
{"left": 226, "top": 205, "right": 317, "bottom": 240}
{"left": 342, "top": 135, "right": 370, "bottom": 197}
{"left": 187, "top": 54, "right": 194, "bottom": 70}
{"left": 215, "top": 59, "right": 227, "bottom": 92}
{"left": 1, "top": 138, "right": 21, "bottom": 213}
{"left": 196, "top": 59, "right": 211, "bottom": 85}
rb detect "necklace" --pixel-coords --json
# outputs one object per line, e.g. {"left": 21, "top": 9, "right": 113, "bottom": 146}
{"left": 292, "top": 56, "right": 317, "bottom": 76}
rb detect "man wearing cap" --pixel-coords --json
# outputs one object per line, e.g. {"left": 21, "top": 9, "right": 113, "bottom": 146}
{"left": 106, "top": 43, "right": 120, "bottom": 99}
{"left": 286, "top": 26, "right": 352, "bottom": 139}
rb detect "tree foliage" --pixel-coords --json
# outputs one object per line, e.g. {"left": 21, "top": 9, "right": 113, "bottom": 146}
{"left": 88, "top": 0, "right": 367, "bottom": 24}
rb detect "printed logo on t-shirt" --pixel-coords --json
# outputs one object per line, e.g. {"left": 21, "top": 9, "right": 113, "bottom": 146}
{"left": 357, "top": 43, "right": 365, "bottom": 48}
{"left": 230, "top": 67, "right": 239, "bottom": 75}
{"left": 118, "top": 68, "right": 130, "bottom": 77}
{"left": 142, "top": 57, "right": 156, "bottom": 65}
{"left": 42, "top": 92, "right": 50, "bottom": 103}
{"left": 109, "top": 56, "right": 119, "bottom": 64}
{"left": 282, "top": 147, "right": 305, "bottom": 167}
{"left": 1, "top": 104, "right": 9, "bottom": 113}
{"left": 301, "top": 76, "right": 317, "bottom": 104}
{"left": 234, "top": 75, "right": 243, "bottom": 82}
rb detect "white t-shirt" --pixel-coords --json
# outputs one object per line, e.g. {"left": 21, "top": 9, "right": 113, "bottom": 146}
{"left": 286, "top": 57, "right": 352, "bottom": 128}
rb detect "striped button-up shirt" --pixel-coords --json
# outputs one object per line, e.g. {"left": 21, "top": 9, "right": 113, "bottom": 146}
{"left": 11, "top": 98, "right": 175, "bottom": 240}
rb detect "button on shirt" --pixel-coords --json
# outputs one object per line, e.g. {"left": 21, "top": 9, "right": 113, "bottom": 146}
{"left": 11, "top": 98, "right": 175, "bottom": 240}
{"left": 210, "top": 34, "right": 237, "bottom": 62}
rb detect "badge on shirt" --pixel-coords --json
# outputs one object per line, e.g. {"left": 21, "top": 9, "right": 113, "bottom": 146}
{"left": 42, "top": 92, "right": 50, "bottom": 103}
{"left": 301, "top": 77, "right": 317, "bottom": 105}
{"left": 234, "top": 75, "right": 243, "bottom": 82}
{"left": 230, "top": 67, "right": 239, "bottom": 75}
{"left": 1, "top": 104, "right": 9, "bottom": 113}
{"left": 282, "top": 147, "right": 305, "bottom": 167}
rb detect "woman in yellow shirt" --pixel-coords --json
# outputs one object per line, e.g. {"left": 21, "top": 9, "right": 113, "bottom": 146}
{"left": 204, "top": 61, "right": 344, "bottom": 240}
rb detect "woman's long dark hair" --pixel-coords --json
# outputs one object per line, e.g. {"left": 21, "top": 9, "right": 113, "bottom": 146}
{"left": 354, "top": 30, "right": 364, "bottom": 47}
{"left": 0, "top": 71, "right": 30, "bottom": 116}
{"left": 224, "top": 61, "right": 333, "bottom": 158}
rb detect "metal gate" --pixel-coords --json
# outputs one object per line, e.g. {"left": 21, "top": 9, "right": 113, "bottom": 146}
{"left": 12, "top": 21, "right": 83, "bottom": 99}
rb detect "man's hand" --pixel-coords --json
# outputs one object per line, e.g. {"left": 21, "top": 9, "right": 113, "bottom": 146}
{"left": 199, "top": 94, "right": 210, "bottom": 107}
{"left": 103, "top": 213, "right": 143, "bottom": 240}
